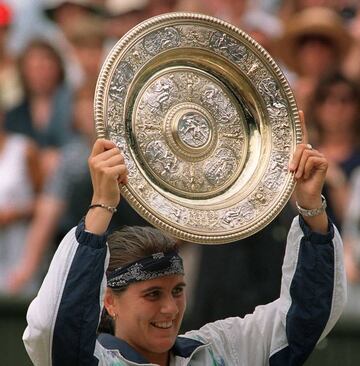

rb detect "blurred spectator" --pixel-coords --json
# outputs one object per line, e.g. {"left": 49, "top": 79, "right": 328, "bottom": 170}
{"left": 308, "top": 72, "right": 360, "bottom": 230}
{"left": 4, "top": 0, "right": 53, "bottom": 55}
{"left": 4, "top": 39, "right": 73, "bottom": 178}
{"left": 242, "top": 9, "right": 283, "bottom": 53}
{"left": 146, "top": 0, "right": 177, "bottom": 16}
{"left": 196, "top": 0, "right": 248, "bottom": 25}
{"left": 0, "top": 2, "right": 22, "bottom": 110}
{"left": 280, "top": 0, "right": 340, "bottom": 20}
{"left": 0, "top": 101, "right": 42, "bottom": 297}
{"left": 277, "top": 6, "right": 353, "bottom": 112}
{"left": 43, "top": 0, "right": 101, "bottom": 38}
{"left": 343, "top": 167, "right": 360, "bottom": 283}
{"left": 344, "top": 6, "right": 360, "bottom": 82}
{"left": 7, "top": 82, "right": 148, "bottom": 294}
{"left": 66, "top": 16, "right": 106, "bottom": 84}
{"left": 42, "top": 0, "right": 103, "bottom": 88}
{"left": 342, "top": 166, "right": 360, "bottom": 321}
{"left": 174, "top": 0, "right": 207, "bottom": 13}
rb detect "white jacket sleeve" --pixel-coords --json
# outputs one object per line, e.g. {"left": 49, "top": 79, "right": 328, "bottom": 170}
{"left": 184, "top": 216, "right": 346, "bottom": 366}
{"left": 23, "top": 220, "right": 109, "bottom": 366}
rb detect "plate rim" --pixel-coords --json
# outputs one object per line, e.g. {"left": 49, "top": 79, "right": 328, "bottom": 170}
{"left": 94, "top": 12, "right": 302, "bottom": 244}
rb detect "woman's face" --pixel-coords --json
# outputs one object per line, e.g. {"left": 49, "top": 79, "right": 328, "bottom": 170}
{"left": 109, "top": 275, "right": 186, "bottom": 361}
{"left": 297, "top": 39, "right": 337, "bottom": 78}
{"left": 316, "top": 82, "right": 358, "bottom": 133}
{"left": 22, "top": 47, "right": 62, "bottom": 95}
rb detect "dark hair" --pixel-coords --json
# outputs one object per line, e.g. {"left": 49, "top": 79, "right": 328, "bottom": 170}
{"left": 107, "top": 226, "right": 178, "bottom": 271}
{"left": 97, "top": 226, "right": 179, "bottom": 335}
{"left": 308, "top": 71, "right": 360, "bottom": 145}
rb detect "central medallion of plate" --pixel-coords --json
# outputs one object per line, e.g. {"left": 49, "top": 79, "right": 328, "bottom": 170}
{"left": 133, "top": 66, "right": 248, "bottom": 199}
{"left": 177, "top": 111, "right": 210, "bottom": 148}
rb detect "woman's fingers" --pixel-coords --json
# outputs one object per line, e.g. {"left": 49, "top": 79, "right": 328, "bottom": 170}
{"left": 302, "top": 153, "right": 327, "bottom": 180}
{"left": 299, "top": 110, "right": 309, "bottom": 145}
{"left": 88, "top": 139, "right": 128, "bottom": 188}
{"left": 102, "top": 164, "right": 128, "bottom": 182}
{"left": 94, "top": 152, "right": 125, "bottom": 170}
{"left": 290, "top": 144, "right": 326, "bottom": 179}
{"left": 289, "top": 143, "right": 309, "bottom": 172}
{"left": 90, "top": 138, "right": 117, "bottom": 157}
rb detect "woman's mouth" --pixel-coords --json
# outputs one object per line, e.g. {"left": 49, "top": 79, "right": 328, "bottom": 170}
{"left": 151, "top": 321, "right": 173, "bottom": 329}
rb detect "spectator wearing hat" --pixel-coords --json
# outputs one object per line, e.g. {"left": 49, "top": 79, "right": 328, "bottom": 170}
{"left": 43, "top": 0, "right": 101, "bottom": 39}
{"left": 41, "top": 0, "right": 103, "bottom": 88}
{"left": 0, "top": 2, "right": 22, "bottom": 110}
{"left": 66, "top": 16, "right": 106, "bottom": 85}
{"left": 277, "top": 6, "right": 353, "bottom": 113}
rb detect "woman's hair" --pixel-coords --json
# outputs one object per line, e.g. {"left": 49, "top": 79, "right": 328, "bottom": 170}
{"left": 107, "top": 225, "right": 179, "bottom": 272}
{"left": 98, "top": 225, "right": 179, "bottom": 335}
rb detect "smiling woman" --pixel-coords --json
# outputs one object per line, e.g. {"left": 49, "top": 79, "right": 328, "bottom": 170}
{"left": 103, "top": 226, "right": 187, "bottom": 365}
{"left": 22, "top": 133, "right": 346, "bottom": 366}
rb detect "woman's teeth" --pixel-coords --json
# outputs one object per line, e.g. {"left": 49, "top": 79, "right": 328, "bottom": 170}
{"left": 151, "top": 321, "right": 173, "bottom": 329}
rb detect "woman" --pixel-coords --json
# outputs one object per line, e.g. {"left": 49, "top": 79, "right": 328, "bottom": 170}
{"left": 0, "top": 102, "right": 42, "bottom": 296}
{"left": 308, "top": 72, "right": 360, "bottom": 230}
{"left": 4, "top": 39, "right": 73, "bottom": 178}
{"left": 23, "top": 115, "right": 346, "bottom": 365}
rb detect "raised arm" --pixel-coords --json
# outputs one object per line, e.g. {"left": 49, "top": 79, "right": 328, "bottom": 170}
{"left": 185, "top": 112, "right": 346, "bottom": 365}
{"left": 23, "top": 139, "right": 127, "bottom": 366}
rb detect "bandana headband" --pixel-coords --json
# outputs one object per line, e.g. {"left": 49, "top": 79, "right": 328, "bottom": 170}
{"left": 107, "top": 251, "right": 184, "bottom": 289}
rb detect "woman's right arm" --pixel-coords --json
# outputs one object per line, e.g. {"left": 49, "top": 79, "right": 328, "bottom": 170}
{"left": 23, "top": 139, "right": 127, "bottom": 366}
{"left": 23, "top": 222, "right": 109, "bottom": 366}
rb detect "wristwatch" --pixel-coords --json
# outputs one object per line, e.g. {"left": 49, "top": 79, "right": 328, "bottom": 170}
{"left": 295, "top": 195, "right": 327, "bottom": 217}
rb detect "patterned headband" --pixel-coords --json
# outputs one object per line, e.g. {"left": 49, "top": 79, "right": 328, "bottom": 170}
{"left": 107, "top": 251, "right": 184, "bottom": 289}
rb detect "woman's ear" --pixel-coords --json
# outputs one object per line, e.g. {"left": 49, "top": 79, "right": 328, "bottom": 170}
{"left": 104, "top": 287, "right": 116, "bottom": 317}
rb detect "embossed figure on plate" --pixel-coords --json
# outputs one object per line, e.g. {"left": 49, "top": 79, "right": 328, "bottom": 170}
{"left": 178, "top": 112, "right": 210, "bottom": 148}
{"left": 109, "top": 62, "right": 134, "bottom": 103}
{"left": 209, "top": 31, "right": 247, "bottom": 63}
{"left": 143, "top": 27, "right": 181, "bottom": 55}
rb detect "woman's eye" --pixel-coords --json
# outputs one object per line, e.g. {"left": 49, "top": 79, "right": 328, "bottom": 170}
{"left": 172, "top": 286, "right": 184, "bottom": 297}
{"left": 145, "top": 291, "right": 160, "bottom": 300}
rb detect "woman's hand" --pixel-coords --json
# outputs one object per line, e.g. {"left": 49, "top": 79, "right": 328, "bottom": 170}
{"left": 85, "top": 139, "right": 128, "bottom": 234}
{"left": 289, "top": 111, "right": 328, "bottom": 233}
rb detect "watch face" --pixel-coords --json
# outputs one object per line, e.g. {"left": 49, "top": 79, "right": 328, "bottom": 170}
{"left": 95, "top": 12, "right": 302, "bottom": 244}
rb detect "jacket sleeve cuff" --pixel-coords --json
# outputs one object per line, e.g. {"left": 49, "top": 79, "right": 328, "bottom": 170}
{"left": 298, "top": 215, "right": 335, "bottom": 245}
{"left": 75, "top": 217, "right": 108, "bottom": 249}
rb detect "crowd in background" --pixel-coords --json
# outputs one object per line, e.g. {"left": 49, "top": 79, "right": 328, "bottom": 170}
{"left": 1, "top": 0, "right": 360, "bottom": 331}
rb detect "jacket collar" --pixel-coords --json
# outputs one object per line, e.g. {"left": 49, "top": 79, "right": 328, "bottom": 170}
{"left": 97, "top": 333, "right": 205, "bottom": 363}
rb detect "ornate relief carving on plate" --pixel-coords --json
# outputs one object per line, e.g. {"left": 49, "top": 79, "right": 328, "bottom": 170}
{"left": 95, "top": 13, "right": 302, "bottom": 244}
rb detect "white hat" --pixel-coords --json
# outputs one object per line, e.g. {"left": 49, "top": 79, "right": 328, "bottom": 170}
{"left": 105, "top": 0, "right": 149, "bottom": 16}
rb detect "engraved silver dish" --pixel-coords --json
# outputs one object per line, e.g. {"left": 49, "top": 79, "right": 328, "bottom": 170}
{"left": 94, "top": 12, "right": 302, "bottom": 244}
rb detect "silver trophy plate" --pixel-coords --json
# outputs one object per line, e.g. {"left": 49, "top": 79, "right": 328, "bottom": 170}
{"left": 94, "top": 12, "right": 302, "bottom": 244}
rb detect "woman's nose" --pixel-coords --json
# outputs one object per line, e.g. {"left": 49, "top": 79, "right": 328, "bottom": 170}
{"left": 160, "top": 295, "right": 179, "bottom": 315}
